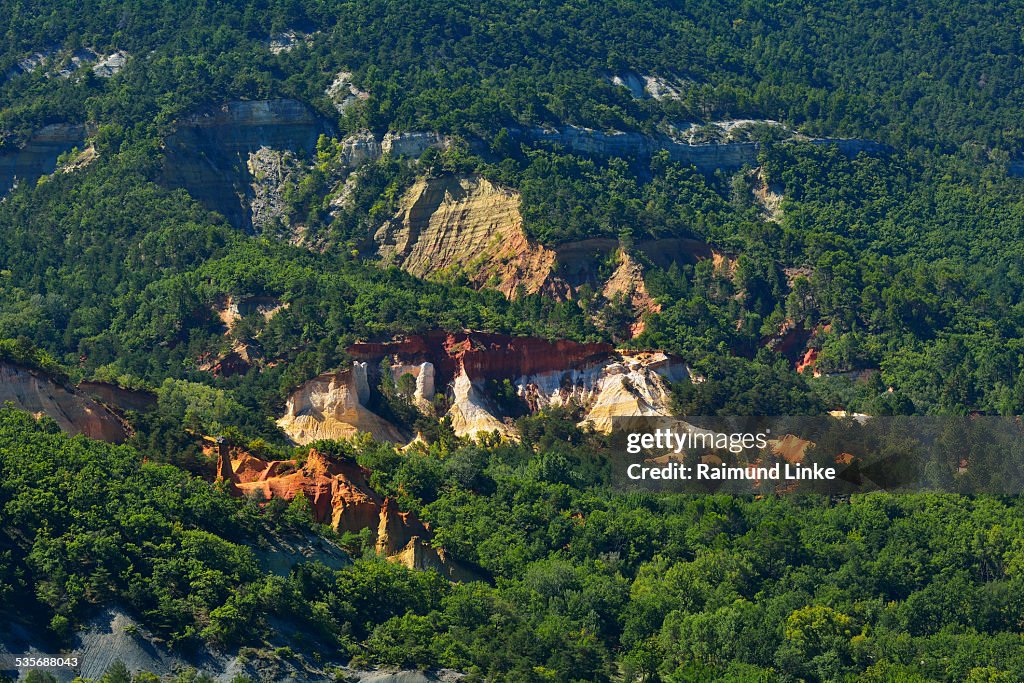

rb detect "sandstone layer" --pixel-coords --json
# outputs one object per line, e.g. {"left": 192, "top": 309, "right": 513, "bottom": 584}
{"left": 373, "top": 175, "right": 557, "bottom": 297}
{"left": 276, "top": 364, "right": 404, "bottom": 444}
{"left": 347, "top": 332, "right": 692, "bottom": 438}
{"left": 369, "top": 177, "right": 737, "bottom": 337}
{"left": 0, "top": 362, "right": 127, "bottom": 442}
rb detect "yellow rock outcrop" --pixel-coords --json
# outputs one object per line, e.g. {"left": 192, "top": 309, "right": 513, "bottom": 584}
{"left": 276, "top": 363, "right": 404, "bottom": 444}
{"left": 374, "top": 175, "right": 556, "bottom": 298}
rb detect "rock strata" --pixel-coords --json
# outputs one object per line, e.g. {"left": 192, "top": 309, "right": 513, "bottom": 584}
{"left": 0, "top": 362, "right": 127, "bottom": 442}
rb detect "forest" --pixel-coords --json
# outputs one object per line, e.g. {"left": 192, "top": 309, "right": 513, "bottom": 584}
{"left": 3, "top": 0, "right": 1024, "bottom": 681}
{"left": 4, "top": 408, "right": 1024, "bottom": 682}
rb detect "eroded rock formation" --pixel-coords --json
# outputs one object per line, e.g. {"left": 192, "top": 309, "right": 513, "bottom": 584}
{"left": 0, "top": 362, "right": 127, "bottom": 442}
{"left": 369, "top": 177, "right": 740, "bottom": 336}
{"left": 284, "top": 331, "right": 689, "bottom": 441}
{"left": 374, "top": 175, "right": 557, "bottom": 297}
{"left": 517, "top": 351, "right": 690, "bottom": 433}
{"left": 345, "top": 332, "right": 692, "bottom": 437}
{"left": 213, "top": 445, "right": 474, "bottom": 579}
{"left": 276, "top": 364, "right": 405, "bottom": 444}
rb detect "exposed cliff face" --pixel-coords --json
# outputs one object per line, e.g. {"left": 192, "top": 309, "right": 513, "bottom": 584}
{"left": 374, "top": 175, "right": 557, "bottom": 297}
{"left": 214, "top": 446, "right": 475, "bottom": 579}
{"left": 0, "top": 123, "right": 88, "bottom": 196}
{"left": 516, "top": 351, "right": 690, "bottom": 433}
{"left": 346, "top": 332, "right": 691, "bottom": 437}
{"left": 348, "top": 331, "right": 614, "bottom": 388}
{"left": 77, "top": 381, "right": 157, "bottom": 414}
{"left": 276, "top": 364, "right": 405, "bottom": 444}
{"left": 605, "top": 71, "right": 688, "bottom": 100}
{"left": 246, "top": 146, "right": 304, "bottom": 235}
{"left": 161, "top": 99, "right": 333, "bottom": 231}
{"left": 352, "top": 332, "right": 591, "bottom": 437}
{"left": 370, "top": 174, "right": 731, "bottom": 336}
{"left": 0, "top": 363, "right": 127, "bottom": 442}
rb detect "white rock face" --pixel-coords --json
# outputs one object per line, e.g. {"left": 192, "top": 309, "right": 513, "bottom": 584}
{"left": 338, "top": 130, "right": 382, "bottom": 166}
{"left": 390, "top": 361, "right": 436, "bottom": 410}
{"left": 326, "top": 70, "right": 370, "bottom": 113}
{"left": 382, "top": 131, "right": 450, "bottom": 158}
{"left": 606, "top": 71, "right": 687, "bottom": 100}
{"left": 269, "top": 30, "right": 316, "bottom": 54}
{"left": 92, "top": 51, "right": 128, "bottom": 78}
{"left": 277, "top": 364, "right": 401, "bottom": 444}
{"left": 643, "top": 74, "right": 687, "bottom": 100}
{"left": 515, "top": 353, "right": 690, "bottom": 432}
{"left": 609, "top": 72, "right": 647, "bottom": 98}
{"left": 439, "top": 351, "right": 691, "bottom": 437}
{"left": 446, "top": 369, "right": 511, "bottom": 439}
{"left": 576, "top": 357, "right": 677, "bottom": 433}
{"left": 352, "top": 361, "right": 371, "bottom": 404}
{"left": 330, "top": 130, "right": 450, "bottom": 168}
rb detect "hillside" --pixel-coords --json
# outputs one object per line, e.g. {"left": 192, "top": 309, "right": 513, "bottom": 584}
{"left": 4, "top": 0, "right": 1024, "bottom": 681}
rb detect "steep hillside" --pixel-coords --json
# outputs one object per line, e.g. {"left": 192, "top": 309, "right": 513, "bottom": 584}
{"left": 372, "top": 175, "right": 556, "bottom": 297}
{"left": 161, "top": 99, "right": 333, "bottom": 232}
{"left": 0, "top": 362, "right": 127, "bottom": 442}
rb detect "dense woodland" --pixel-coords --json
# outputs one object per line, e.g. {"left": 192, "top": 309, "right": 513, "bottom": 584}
{"left": 4, "top": 409, "right": 1024, "bottom": 682}
{"left": 4, "top": 0, "right": 1024, "bottom": 681}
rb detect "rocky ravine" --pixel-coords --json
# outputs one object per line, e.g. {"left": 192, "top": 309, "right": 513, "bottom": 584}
{"left": 277, "top": 331, "right": 693, "bottom": 442}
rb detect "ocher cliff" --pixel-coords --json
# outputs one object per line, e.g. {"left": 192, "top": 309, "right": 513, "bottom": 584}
{"left": 373, "top": 175, "right": 557, "bottom": 297}
{"left": 214, "top": 446, "right": 475, "bottom": 580}
{"left": 0, "top": 363, "right": 127, "bottom": 442}
{"left": 276, "top": 364, "right": 404, "bottom": 444}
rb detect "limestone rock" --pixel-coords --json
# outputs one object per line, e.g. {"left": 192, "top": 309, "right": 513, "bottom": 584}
{"left": 326, "top": 71, "right": 370, "bottom": 114}
{"left": 161, "top": 99, "right": 333, "bottom": 231}
{"left": 0, "top": 123, "right": 88, "bottom": 196}
{"left": 92, "top": 51, "right": 128, "bottom": 78}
